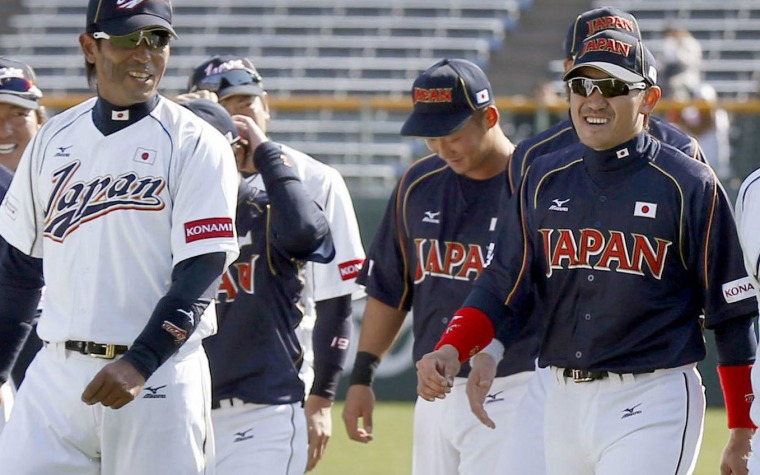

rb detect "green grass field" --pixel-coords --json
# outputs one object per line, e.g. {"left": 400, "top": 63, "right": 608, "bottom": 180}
{"left": 312, "top": 403, "right": 730, "bottom": 475}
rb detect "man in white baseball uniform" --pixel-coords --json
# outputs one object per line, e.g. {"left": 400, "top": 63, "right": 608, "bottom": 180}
{"left": 735, "top": 171, "right": 760, "bottom": 474}
{"left": 186, "top": 55, "right": 366, "bottom": 472}
{"left": 0, "top": 1, "right": 239, "bottom": 474}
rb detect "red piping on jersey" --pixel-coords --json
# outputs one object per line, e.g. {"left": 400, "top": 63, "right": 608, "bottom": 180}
{"left": 703, "top": 173, "right": 719, "bottom": 288}
{"left": 505, "top": 177, "right": 533, "bottom": 306}
{"left": 648, "top": 162, "right": 689, "bottom": 271}
{"left": 396, "top": 155, "right": 448, "bottom": 311}
{"left": 510, "top": 126, "right": 574, "bottom": 194}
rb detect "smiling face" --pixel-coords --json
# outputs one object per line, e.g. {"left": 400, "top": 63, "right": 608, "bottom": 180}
{"left": 569, "top": 66, "right": 660, "bottom": 151}
{"left": 0, "top": 103, "right": 41, "bottom": 171}
{"left": 423, "top": 107, "right": 503, "bottom": 179}
{"left": 79, "top": 29, "right": 170, "bottom": 107}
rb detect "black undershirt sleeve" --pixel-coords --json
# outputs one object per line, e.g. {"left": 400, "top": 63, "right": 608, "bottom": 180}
{"left": 121, "top": 252, "right": 227, "bottom": 379}
{"left": 0, "top": 241, "right": 43, "bottom": 384}
{"left": 713, "top": 314, "right": 757, "bottom": 366}
{"left": 255, "top": 141, "right": 334, "bottom": 263}
{"left": 310, "top": 294, "right": 353, "bottom": 399}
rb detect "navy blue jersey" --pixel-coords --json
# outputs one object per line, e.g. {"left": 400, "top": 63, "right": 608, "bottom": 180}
{"left": 0, "top": 164, "right": 12, "bottom": 200}
{"left": 358, "top": 155, "right": 538, "bottom": 378}
{"left": 471, "top": 133, "right": 756, "bottom": 373}
{"left": 206, "top": 175, "right": 332, "bottom": 405}
{"left": 508, "top": 115, "right": 706, "bottom": 194}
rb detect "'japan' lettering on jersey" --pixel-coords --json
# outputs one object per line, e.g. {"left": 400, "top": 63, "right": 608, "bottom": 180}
{"left": 358, "top": 155, "right": 537, "bottom": 378}
{"left": 508, "top": 115, "right": 706, "bottom": 194}
{"left": 207, "top": 175, "right": 331, "bottom": 404}
{"left": 478, "top": 133, "right": 755, "bottom": 373}
{"left": 0, "top": 96, "right": 239, "bottom": 345}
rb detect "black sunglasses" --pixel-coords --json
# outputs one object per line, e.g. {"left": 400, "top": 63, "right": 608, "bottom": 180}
{"left": 568, "top": 77, "right": 647, "bottom": 98}
{"left": 191, "top": 69, "right": 264, "bottom": 94}
{"left": 93, "top": 29, "right": 171, "bottom": 50}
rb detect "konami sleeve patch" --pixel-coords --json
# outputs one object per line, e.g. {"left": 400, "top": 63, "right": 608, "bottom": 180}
{"left": 338, "top": 259, "right": 364, "bottom": 281}
{"left": 722, "top": 276, "right": 756, "bottom": 304}
{"left": 184, "top": 217, "right": 234, "bottom": 243}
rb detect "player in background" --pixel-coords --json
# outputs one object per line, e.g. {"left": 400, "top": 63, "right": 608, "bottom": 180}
{"left": 0, "top": 1, "right": 240, "bottom": 473}
{"left": 735, "top": 168, "right": 760, "bottom": 474}
{"left": 418, "top": 30, "right": 757, "bottom": 475}
{"left": 177, "top": 97, "right": 334, "bottom": 474}
{"left": 342, "top": 58, "right": 538, "bottom": 475}
{"left": 0, "top": 57, "right": 45, "bottom": 431}
{"left": 184, "top": 55, "right": 365, "bottom": 471}
{"left": 508, "top": 6, "right": 707, "bottom": 195}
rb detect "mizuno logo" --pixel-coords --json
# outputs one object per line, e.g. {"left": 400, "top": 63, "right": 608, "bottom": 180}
{"left": 177, "top": 308, "right": 194, "bottom": 325}
{"left": 549, "top": 199, "right": 570, "bottom": 212}
{"left": 234, "top": 428, "right": 255, "bottom": 442}
{"left": 54, "top": 146, "right": 73, "bottom": 157}
{"left": 116, "top": 0, "right": 148, "bottom": 9}
{"left": 143, "top": 385, "right": 167, "bottom": 399}
{"left": 621, "top": 403, "right": 642, "bottom": 419}
{"left": 484, "top": 390, "right": 504, "bottom": 405}
{"left": 422, "top": 211, "right": 440, "bottom": 224}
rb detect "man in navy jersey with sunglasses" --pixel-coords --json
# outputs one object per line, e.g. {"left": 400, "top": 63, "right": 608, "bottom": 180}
{"left": 0, "top": 1, "right": 240, "bottom": 473}
{"left": 418, "top": 30, "right": 757, "bottom": 474}
{"left": 508, "top": 6, "right": 707, "bottom": 194}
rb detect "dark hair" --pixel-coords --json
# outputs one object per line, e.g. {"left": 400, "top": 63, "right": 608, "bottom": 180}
{"left": 85, "top": 36, "right": 100, "bottom": 89}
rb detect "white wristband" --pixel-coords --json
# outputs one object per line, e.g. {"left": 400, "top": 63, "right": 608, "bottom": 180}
{"left": 470, "top": 338, "right": 505, "bottom": 366}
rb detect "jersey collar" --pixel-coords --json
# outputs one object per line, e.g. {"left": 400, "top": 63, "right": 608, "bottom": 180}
{"left": 582, "top": 132, "right": 655, "bottom": 187}
{"left": 92, "top": 94, "right": 160, "bottom": 136}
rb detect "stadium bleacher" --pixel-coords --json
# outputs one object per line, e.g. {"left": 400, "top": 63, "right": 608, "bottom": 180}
{"left": 1, "top": 0, "right": 531, "bottom": 194}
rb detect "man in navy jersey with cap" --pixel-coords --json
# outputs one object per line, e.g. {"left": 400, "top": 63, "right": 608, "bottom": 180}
{"left": 418, "top": 30, "right": 757, "bottom": 475}
{"left": 342, "top": 58, "right": 538, "bottom": 475}
{"left": 508, "top": 6, "right": 707, "bottom": 194}
{"left": 0, "top": 1, "right": 240, "bottom": 473}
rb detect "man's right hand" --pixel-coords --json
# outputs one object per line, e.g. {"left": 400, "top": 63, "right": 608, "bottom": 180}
{"left": 466, "top": 353, "right": 497, "bottom": 429}
{"left": 342, "top": 384, "right": 376, "bottom": 443}
{"left": 415, "top": 344, "right": 460, "bottom": 401}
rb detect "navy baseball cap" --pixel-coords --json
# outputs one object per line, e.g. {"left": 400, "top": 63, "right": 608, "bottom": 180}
{"left": 400, "top": 58, "right": 493, "bottom": 138}
{"left": 188, "top": 55, "right": 265, "bottom": 100}
{"left": 564, "top": 7, "right": 641, "bottom": 59}
{"left": 86, "top": 0, "right": 177, "bottom": 37}
{"left": 181, "top": 99, "right": 240, "bottom": 145}
{"left": 0, "top": 57, "right": 42, "bottom": 110}
{"left": 564, "top": 30, "right": 658, "bottom": 85}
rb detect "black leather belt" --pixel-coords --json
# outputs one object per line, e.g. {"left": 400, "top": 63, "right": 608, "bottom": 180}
{"left": 64, "top": 340, "right": 128, "bottom": 359}
{"left": 563, "top": 368, "right": 608, "bottom": 383}
{"left": 211, "top": 398, "right": 251, "bottom": 410}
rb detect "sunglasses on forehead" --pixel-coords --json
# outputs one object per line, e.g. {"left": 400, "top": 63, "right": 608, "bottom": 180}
{"left": 0, "top": 76, "right": 41, "bottom": 97}
{"left": 568, "top": 77, "right": 647, "bottom": 98}
{"left": 93, "top": 29, "right": 171, "bottom": 50}
{"left": 191, "top": 69, "right": 264, "bottom": 94}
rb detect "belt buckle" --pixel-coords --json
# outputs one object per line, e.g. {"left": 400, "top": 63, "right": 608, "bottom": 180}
{"left": 571, "top": 369, "right": 595, "bottom": 383}
{"left": 91, "top": 343, "right": 117, "bottom": 359}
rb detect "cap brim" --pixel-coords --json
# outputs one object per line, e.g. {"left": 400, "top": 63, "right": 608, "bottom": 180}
{"left": 564, "top": 62, "right": 645, "bottom": 83}
{"left": 0, "top": 93, "right": 40, "bottom": 110}
{"left": 218, "top": 84, "right": 266, "bottom": 100}
{"left": 98, "top": 15, "right": 177, "bottom": 38}
{"left": 400, "top": 109, "right": 474, "bottom": 138}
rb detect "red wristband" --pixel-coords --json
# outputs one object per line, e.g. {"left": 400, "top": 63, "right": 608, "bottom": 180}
{"left": 435, "top": 307, "right": 495, "bottom": 363}
{"left": 717, "top": 364, "right": 756, "bottom": 429}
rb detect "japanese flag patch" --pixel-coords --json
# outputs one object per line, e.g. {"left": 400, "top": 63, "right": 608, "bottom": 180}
{"left": 634, "top": 201, "right": 657, "bottom": 219}
{"left": 475, "top": 88, "right": 490, "bottom": 104}
{"left": 133, "top": 147, "right": 157, "bottom": 165}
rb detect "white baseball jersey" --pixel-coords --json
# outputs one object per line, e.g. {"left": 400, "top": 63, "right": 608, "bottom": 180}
{"left": 734, "top": 168, "right": 760, "bottom": 475}
{"left": 0, "top": 96, "right": 240, "bottom": 346}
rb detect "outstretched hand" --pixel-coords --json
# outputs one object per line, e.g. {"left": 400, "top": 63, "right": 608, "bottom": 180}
{"left": 466, "top": 353, "right": 497, "bottom": 429}
{"left": 415, "top": 345, "right": 460, "bottom": 401}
